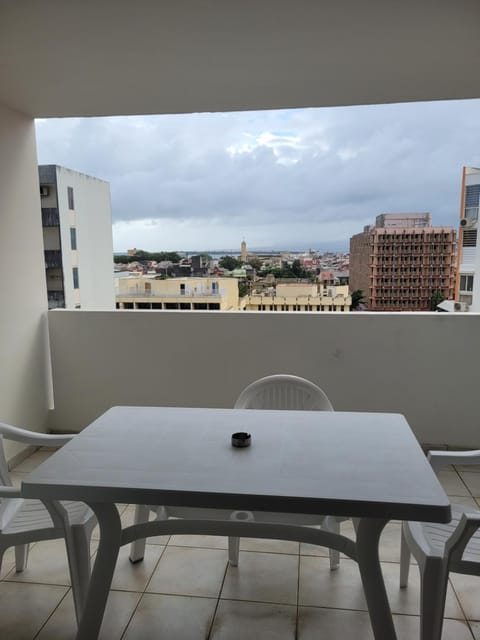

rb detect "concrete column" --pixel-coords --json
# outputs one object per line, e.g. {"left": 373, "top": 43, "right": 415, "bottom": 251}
{"left": 0, "top": 104, "right": 50, "bottom": 458}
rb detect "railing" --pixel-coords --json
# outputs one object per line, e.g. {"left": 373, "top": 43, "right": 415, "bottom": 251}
{"left": 47, "top": 291, "right": 65, "bottom": 309}
{"left": 44, "top": 250, "right": 62, "bottom": 269}
{"left": 46, "top": 310, "right": 480, "bottom": 448}
{"left": 116, "top": 292, "right": 222, "bottom": 299}
{"left": 41, "top": 207, "right": 60, "bottom": 227}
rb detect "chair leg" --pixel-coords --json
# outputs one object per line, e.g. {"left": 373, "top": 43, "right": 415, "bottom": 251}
{"left": 399, "top": 527, "right": 411, "bottom": 588}
{"left": 67, "top": 524, "right": 93, "bottom": 624}
{"left": 328, "top": 518, "right": 340, "bottom": 570}
{"left": 15, "top": 544, "right": 29, "bottom": 572}
{"left": 129, "top": 505, "right": 150, "bottom": 563}
{"left": 419, "top": 557, "right": 449, "bottom": 640}
{"left": 228, "top": 537, "right": 240, "bottom": 566}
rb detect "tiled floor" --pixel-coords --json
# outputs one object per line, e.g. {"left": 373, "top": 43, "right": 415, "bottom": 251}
{"left": 2, "top": 450, "right": 480, "bottom": 639}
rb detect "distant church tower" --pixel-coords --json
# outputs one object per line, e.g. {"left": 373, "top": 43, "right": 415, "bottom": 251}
{"left": 240, "top": 239, "right": 247, "bottom": 263}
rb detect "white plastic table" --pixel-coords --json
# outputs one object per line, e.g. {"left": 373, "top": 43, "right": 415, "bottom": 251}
{"left": 22, "top": 406, "right": 451, "bottom": 640}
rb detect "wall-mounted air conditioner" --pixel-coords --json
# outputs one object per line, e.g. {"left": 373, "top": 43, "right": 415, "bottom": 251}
{"left": 460, "top": 218, "right": 476, "bottom": 229}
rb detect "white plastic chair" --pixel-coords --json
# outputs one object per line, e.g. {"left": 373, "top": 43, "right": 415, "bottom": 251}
{"left": 0, "top": 422, "right": 96, "bottom": 624}
{"left": 229, "top": 374, "right": 341, "bottom": 568}
{"left": 400, "top": 450, "right": 480, "bottom": 640}
{"left": 129, "top": 375, "right": 344, "bottom": 569}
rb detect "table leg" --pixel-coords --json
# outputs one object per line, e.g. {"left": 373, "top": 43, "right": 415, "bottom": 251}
{"left": 76, "top": 502, "right": 122, "bottom": 640}
{"left": 356, "top": 518, "right": 396, "bottom": 640}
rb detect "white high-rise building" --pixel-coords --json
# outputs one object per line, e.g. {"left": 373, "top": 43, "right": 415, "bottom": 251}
{"left": 39, "top": 165, "right": 115, "bottom": 309}
{"left": 456, "top": 167, "right": 480, "bottom": 311}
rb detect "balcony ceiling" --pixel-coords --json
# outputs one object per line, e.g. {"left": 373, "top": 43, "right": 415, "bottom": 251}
{"left": 1, "top": 0, "right": 480, "bottom": 118}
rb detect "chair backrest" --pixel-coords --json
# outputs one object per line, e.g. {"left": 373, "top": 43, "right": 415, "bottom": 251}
{"left": 234, "top": 374, "right": 334, "bottom": 411}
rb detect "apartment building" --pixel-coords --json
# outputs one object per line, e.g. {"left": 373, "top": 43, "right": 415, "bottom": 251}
{"left": 242, "top": 283, "right": 351, "bottom": 311}
{"left": 40, "top": 165, "right": 115, "bottom": 310}
{"left": 350, "top": 214, "right": 456, "bottom": 310}
{"left": 456, "top": 167, "right": 480, "bottom": 311}
{"left": 116, "top": 276, "right": 239, "bottom": 310}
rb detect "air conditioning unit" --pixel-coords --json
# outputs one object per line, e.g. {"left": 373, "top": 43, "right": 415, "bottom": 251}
{"left": 40, "top": 185, "right": 49, "bottom": 197}
{"left": 460, "top": 218, "right": 476, "bottom": 229}
{"left": 454, "top": 302, "right": 468, "bottom": 311}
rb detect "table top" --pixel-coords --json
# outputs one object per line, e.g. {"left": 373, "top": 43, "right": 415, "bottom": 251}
{"left": 22, "top": 406, "right": 451, "bottom": 522}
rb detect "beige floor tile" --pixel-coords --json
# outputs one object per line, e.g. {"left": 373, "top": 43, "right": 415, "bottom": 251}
{"left": 91, "top": 543, "right": 165, "bottom": 592}
{"left": 13, "top": 450, "right": 54, "bottom": 473}
{"left": 221, "top": 551, "right": 298, "bottom": 605}
{"left": 455, "top": 464, "right": 480, "bottom": 474}
{"left": 5, "top": 538, "right": 72, "bottom": 586}
{"left": 299, "top": 556, "right": 464, "bottom": 618}
{"left": 469, "top": 620, "right": 480, "bottom": 638}
{"left": 393, "top": 614, "right": 473, "bottom": 640}
{"left": 9, "top": 471, "right": 28, "bottom": 489}
{"left": 211, "top": 599, "right": 296, "bottom": 639}
{"left": 36, "top": 589, "right": 141, "bottom": 640}
{"left": 239, "top": 537, "right": 299, "bottom": 555}
{"left": 0, "top": 547, "right": 17, "bottom": 580}
{"left": 450, "top": 572, "right": 480, "bottom": 620}
{"left": 169, "top": 534, "right": 228, "bottom": 549}
{"left": 449, "top": 496, "right": 479, "bottom": 510}
{"left": 299, "top": 606, "right": 473, "bottom": 639}
{"left": 147, "top": 546, "right": 227, "bottom": 598}
{"left": 0, "top": 581, "right": 68, "bottom": 640}
{"left": 459, "top": 473, "right": 480, "bottom": 498}
{"left": 438, "top": 471, "right": 471, "bottom": 497}
{"left": 123, "top": 593, "right": 217, "bottom": 640}
{"left": 298, "top": 606, "right": 374, "bottom": 639}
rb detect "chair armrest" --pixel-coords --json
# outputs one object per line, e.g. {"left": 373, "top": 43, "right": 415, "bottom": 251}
{"left": 445, "top": 512, "right": 480, "bottom": 563}
{"left": 428, "top": 450, "right": 480, "bottom": 473}
{"left": 0, "top": 422, "right": 73, "bottom": 448}
{"left": 0, "top": 486, "right": 21, "bottom": 498}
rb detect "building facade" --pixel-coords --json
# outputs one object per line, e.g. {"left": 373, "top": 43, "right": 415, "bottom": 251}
{"left": 116, "top": 276, "right": 239, "bottom": 310}
{"left": 40, "top": 165, "right": 115, "bottom": 310}
{"left": 350, "top": 214, "right": 456, "bottom": 311}
{"left": 456, "top": 167, "right": 480, "bottom": 311}
{"left": 241, "top": 283, "right": 351, "bottom": 311}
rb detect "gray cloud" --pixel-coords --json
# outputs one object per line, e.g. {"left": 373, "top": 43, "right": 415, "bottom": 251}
{"left": 35, "top": 100, "right": 480, "bottom": 251}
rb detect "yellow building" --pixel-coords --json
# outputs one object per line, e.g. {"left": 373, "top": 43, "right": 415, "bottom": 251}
{"left": 116, "top": 277, "right": 239, "bottom": 311}
{"left": 241, "top": 283, "right": 351, "bottom": 311}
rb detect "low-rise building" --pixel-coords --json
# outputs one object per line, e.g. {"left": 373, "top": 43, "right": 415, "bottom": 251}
{"left": 116, "top": 276, "right": 239, "bottom": 310}
{"left": 241, "top": 283, "right": 351, "bottom": 311}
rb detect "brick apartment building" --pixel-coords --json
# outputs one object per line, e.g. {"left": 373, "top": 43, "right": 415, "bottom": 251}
{"left": 350, "top": 213, "right": 456, "bottom": 311}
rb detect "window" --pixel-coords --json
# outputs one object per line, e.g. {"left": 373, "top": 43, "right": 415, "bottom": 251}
{"left": 212, "top": 281, "right": 218, "bottom": 294}
{"left": 70, "top": 227, "right": 77, "bottom": 250}
{"left": 72, "top": 267, "right": 79, "bottom": 289}
{"left": 180, "top": 283, "right": 186, "bottom": 295}
{"left": 67, "top": 186, "right": 75, "bottom": 210}
{"left": 460, "top": 274, "right": 474, "bottom": 292}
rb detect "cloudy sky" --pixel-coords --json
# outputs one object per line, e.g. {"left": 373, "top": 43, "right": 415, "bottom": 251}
{"left": 35, "top": 99, "right": 480, "bottom": 253}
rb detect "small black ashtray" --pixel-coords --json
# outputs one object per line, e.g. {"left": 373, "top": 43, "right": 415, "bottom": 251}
{"left": 231, "top": 432, "right": 251, "bottom": 448}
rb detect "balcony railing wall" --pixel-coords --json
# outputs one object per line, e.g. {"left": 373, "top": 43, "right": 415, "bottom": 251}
{"left": 47, "top": 310, "right": 480, "bottom": 447}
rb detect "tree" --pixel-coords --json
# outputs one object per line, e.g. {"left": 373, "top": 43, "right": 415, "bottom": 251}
{"left": 248, "top": 257, "right": 262, "bottom": 271}
{"left": 238, "top": 281, "right": 248, "bottom": 297}
{"left": 430, "top": 290, "right": 446, "bottom": 311}
{"left": 219, "top": 255, "right": 241, "bottom": 271}
{"left": 351, "top": 290, "right": 366, "bottom": 310}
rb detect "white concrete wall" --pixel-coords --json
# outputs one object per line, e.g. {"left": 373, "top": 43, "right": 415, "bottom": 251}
{"left": 48, "top": 310, "right": 480, "bottom": 447}
{"left": 55, "top": 167, "right": 115, "bottom": 310}
{"left": 0, "top": 104, "right": 50, "bottom": 459}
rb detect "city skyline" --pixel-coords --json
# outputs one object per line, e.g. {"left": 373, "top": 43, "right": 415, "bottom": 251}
{"left": 35, "top": 99, "right": 480, "bottom": 252}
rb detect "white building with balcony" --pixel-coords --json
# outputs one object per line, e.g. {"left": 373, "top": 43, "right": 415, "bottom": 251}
{"left": 457, "top": 166, "right": 480, "bottom": 311}
{"left": 40, "top": 165, "right": 115, "bottom": 310}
